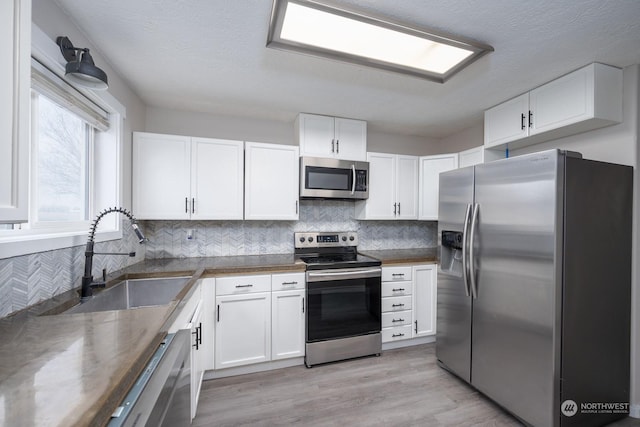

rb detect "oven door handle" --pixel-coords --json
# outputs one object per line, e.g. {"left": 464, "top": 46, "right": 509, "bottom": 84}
{"left": 307, "top": 267, "right": 382, "bottom": 282}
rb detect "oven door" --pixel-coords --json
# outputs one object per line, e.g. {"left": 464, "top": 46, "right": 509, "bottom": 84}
{"left": 306, "top": 267, "right": 381, "bottom": 342}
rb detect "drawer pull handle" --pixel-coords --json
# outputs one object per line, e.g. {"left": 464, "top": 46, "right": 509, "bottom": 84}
{"left": 391, "top": 303, "right": 405, "bottom": 307}
{"left": 392, "top": 273, "right": 405, "bottom": 277}
{"left": 392, "top": 333, "right": 405, "bottom": 338}
{"left": 281, "top": 281, "right": 298, "bottom": 285}
{"left": 392, "top": 288, "right": 405, "bottom": 292}
{"left": 392, "top": 318, "right": 405, "bottom": 323}
{"left": 235, "top": 284, "right": 253, "bottom": 288}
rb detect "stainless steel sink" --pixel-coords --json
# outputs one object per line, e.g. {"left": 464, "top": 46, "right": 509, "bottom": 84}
{"left": 65, "top": 277, "right": 190, "bottom": 314}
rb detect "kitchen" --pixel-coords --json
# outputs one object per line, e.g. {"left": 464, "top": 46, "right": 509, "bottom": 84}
{"left": 1, "top": 0, "right": 639, "bottom": 426}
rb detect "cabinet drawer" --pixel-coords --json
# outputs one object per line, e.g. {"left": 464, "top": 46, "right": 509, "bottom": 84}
{"left": 382, "top": 311, "right": 412, "bottom": 328}
{"left": 215, "top": 275, "right": 271, "bottom": 295}
{"left": 382, "top": 296, "right": 412, "bottom": 312}
{"left": 382, "top": 266, "right": 412, "bottom": 282}
{"left": 382, "top": 281, "right": 412, "bottom": 297}
{"left": 272, "top": 272, "right": 305, "bottom": 291}
{"left": 382, "top": 325, "right": 413, "bottom": 342}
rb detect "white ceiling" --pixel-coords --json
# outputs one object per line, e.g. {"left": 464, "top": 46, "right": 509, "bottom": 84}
{"left": 52, "top": 0, "right": 640, "bottom": 139}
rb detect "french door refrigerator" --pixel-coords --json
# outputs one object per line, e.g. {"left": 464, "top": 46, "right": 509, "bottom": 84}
{"left": 436, "top": 149, "right": 632, "bottom": 427}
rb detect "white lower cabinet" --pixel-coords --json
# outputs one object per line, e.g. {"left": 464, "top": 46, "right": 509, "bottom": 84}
{"left": 215, "top": 291, "right": 272, "bottom": 369}
{"left": 271, "top": 289, "right": 305, "bottom": 360}
{"left": 213, "top": 272, "right": 306, "bottom": 370}
{"left": 381, "top": 266, "right": 413, "bottom": 343}
{"left": 413, "top": 264, "right": 437, "bottom": 338}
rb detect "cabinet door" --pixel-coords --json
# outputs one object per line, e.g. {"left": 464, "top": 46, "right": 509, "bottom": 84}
{"left": 396, "top": 155, "right": 419, "bottom": 219}
{"left": 413, "top": 265, "right": 436, "bottom": 337}
{"left": 244, "top": 142, "right": 299, "bottom": 220}
{"left": 484, "top": 93, "right": 529, "bottom": 147}
{"left": 418, "top": 154, "right": 458, "bottom": 220}
{"left": 215, "top": 292, "right": 271, "bottom": 369}
{"left": 458, "top": 146, "right": 484, "bottom": 168}
{"left": 529, "top": 65, "right": 593, "bottom": 135}
{"left": 296, "top": 113, "right": 335, "bottom": 158}
{"left": 133, "top": 132, "right": 191, "bottom": 219}
{"left": 190, "top": 300, "right": 204, "bottom": 420}
{"left": 334, "top": 117, "right": 367, "bottom": 161}
{"left": 201, "top": 278, "right": 215, "bottom": 371}
{"left": 271, "top": 290, "right": 305, "bottom": 360}
{"left": 358, "top": 152, "right": 395, "bottom": 219}
{"left": 191, "top": 138, "right": 243, "bottom": 220}
{"left": 0, "top": 0, "right": 30, "bottom": 223}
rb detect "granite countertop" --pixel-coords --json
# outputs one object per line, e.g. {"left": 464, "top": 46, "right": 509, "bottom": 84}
{"left": 360, "top": 247, "right": 439, "bottom": 265}
{"left": 0, "top": 254, "right": 305, "bottom": 427}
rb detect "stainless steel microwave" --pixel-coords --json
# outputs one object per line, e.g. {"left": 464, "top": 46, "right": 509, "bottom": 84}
{"left": 300, "top": 157, "right": 369, "bottom": 200}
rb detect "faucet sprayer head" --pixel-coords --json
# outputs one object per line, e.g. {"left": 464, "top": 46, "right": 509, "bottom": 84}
{"left": 131, "top": 222, "right": 146, "bottom": 243}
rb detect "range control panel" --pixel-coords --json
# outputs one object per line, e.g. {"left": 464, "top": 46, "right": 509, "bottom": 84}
{"left": 295, "top": 232, "right": 358, "bottom": 249}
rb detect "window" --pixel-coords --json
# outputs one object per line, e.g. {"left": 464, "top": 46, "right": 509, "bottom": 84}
{"left": 32, "top": 93, "right": 91, "bottom": 224}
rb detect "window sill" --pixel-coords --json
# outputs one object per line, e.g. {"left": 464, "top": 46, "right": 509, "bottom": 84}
{"left": 0, "top": 229, "right": 122, "bottom": 259}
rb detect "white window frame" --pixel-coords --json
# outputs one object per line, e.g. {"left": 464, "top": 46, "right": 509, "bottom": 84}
{"left": 0, "top": 24, "right": 126, "bottom": 259}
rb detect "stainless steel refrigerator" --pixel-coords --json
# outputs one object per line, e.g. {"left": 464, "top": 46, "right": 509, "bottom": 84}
{"left": 436, "top": 149, "right": 632, "bottom": 427}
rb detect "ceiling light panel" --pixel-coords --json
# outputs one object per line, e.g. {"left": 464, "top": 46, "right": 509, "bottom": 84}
{"left": 267, "top": 0, "right": 493, "bottom": 83}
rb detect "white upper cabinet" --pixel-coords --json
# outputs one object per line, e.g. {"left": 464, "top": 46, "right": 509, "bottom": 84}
{"left": 418, "top": 154, "right": 458, "bottom": 221}
{"left": 458, "top": 146, "right": 485, "bottom": 168}
{"left": 295, "top": 113, "right": 367, "bottom": 161}
{"left": 244, "top": 142, "right": 299, "bottom": 220}
{"left": 133, "top": 132, "right": 244, "bottom": 220}
{"left": 484, "top": 63, "right": 622, "bottom": 151}
{"left": 0, "top": 0, "right": 30, "bottom": 223}
{"left": 190, "top": 137, "right": 244, "bottom": 220}
{"left": 355, "top": 153, "right": 418, "bottom": 220}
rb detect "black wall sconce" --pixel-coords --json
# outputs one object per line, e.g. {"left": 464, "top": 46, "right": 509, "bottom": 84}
{"left": 56, "top": 36, "right": 108, "bottom": 90}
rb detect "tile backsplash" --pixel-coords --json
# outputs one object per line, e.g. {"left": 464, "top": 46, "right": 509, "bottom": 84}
{"left": 0, "top": 200, "right": 436, "bottom": 317}
{"left": 0, "top": 222, "right": 145, "bottom": 318}
{"left": 143, "top": 200, "right": 437, "bottom": 258}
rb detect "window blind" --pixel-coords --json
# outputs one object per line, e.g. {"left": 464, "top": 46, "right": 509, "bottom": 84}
{"left": 31, "top": 58, "right": 110, "bottom": 131}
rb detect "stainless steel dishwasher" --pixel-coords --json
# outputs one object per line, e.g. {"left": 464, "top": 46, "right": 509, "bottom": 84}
{"left": 108, "top": 329, "right": 190, "bottom": 427}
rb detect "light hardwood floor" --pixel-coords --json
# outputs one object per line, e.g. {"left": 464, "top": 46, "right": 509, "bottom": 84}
{"left": 193, "top": 343, "right": 640, "bottom": 427}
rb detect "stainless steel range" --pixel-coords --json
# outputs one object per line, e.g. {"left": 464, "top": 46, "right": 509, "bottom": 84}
{"left": 295, "top": 231, "right": 382, "bottom": 367}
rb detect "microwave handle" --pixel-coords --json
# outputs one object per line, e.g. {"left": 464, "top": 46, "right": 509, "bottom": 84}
{"left": 351, "top": 165, "right": 356, "bottom": 195}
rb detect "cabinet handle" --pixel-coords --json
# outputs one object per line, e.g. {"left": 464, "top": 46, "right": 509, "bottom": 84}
{"left": 336, "top": 140, "right": 339, "bottom": 153}
{"left": 528, "top": 110, "right": 533, "bottom": 128}
{"left": 415, "top": 320, "right": 418, "bottom": 334}
{"left": 392, "top": 318, "right": 405, "bottom": 323}
{"left": 296, "top": 200, "right": 298, "bottom": 214}
{"left": 192, "top": 198, "right": 195, "bottom": 214}
{"left": 391, "top": 303, "right": 405, "bottom": 307}
{"left": 398, "top": 203, "right": 400, "bottom": 216}
{"left": 282, "top": 281, "right": 298, "bottom": 285}
{"left": 331, "top": 139, "right": 335, "bottom": 153}
{"left": 217, "top": 305, "right": 220, "bottom": 322}
{"left": 392, "top": 273, "right": 405, "bottom": 277}
{"left": 393, "top": 203, "right": 397, "bottom": 215}
{"left": 235, "top": 284, "right": 253, "bottom": 288}
{"left": 192, "top": 329, "right": 199, "bottom": 350}
{"left": 302, "top": 297, "right": 305, "bottom": 313}
{"left": 185, "top": 197, "right": 188, "bottom": 213}
{"left": 392, "top": 288, "right": 405, "bottom": 292}
{"left": 392, "top": 333, "right": 405, "bottom": 338}
{"left": 521, "top": 113, "right": 525, "bottom": 130}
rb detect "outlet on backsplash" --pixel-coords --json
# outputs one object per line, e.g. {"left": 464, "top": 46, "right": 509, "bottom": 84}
{"left": 186, "top": 229, "right": 195, "bottom": 240}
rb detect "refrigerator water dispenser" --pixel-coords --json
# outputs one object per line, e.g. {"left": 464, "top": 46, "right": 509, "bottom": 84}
{"left": 441, "top": 230, "right": 464, "bottom": 275}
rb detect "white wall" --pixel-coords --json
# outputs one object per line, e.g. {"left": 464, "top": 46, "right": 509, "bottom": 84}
{"left": 435, "top": 123, "right": 484, "bottom": 154}
{"left": 145, "top": 106, "right": 439, "bottom": 156}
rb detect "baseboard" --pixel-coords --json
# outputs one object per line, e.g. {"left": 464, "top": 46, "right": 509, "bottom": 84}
{"left": 382, "top": 335, "right": 435, "bottom": 351}
{"left": 629, "top": 403, "right": 640, "bottom": 418}
{"left": 204, "top": 357, "right": 304, "bottom": 380}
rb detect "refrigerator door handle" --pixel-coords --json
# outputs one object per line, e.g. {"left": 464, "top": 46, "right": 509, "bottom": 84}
{"left": 469, "top": 203, "right": 480, "bottom": 299}
{"left": 461, "top": 203, "right": 472, "bottom": 297}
